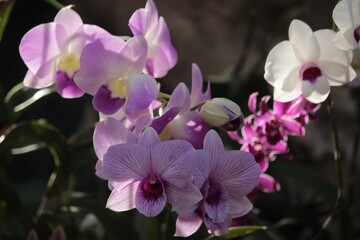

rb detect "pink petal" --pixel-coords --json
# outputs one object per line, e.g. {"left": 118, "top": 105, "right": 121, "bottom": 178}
{"left": 126, "top": 73, "right": 158, "bottom": 111}
{"left": 166, "top": 83, "right": 191, "bottom": 111}
{"left": 192, "top": 150, "right": 212, "bottom": 188}
{"left": 175, "top": 212, "right": 203, "bottom": 237}
{"left": 138, "top": 127, "right": 160, "bottom": 149}
{"left": 151, "top": 140, "right": 195, "bottom": 188}
{"left": 248, "top": 92, "right": 259, "bottom": 113}
{"left": 281, "top": 117, "right": 304, "bottom": 136}
{"left": 166, "top": 111, "right": 210, "bottom": 149}
{"left": 54, "top": 7, "right": 83, "bottom": 38}
{"left": 55, "top": 71, "right": 84, "bottom": 98}
{"left": 215, "top": 151, "right": 260, "bottom": 198}
{"left": 23, "top": 67, "right": 55, "bottom": 89}
{"left": 190, "top": 63, "right": 211, "bottom": 106}
{"left": 75, "top": 36, "right": 127, "bottom": 94}
{"left": 102, "top": 144, "right": 150, "bottom": 189}
{"left": 129, "top": 9, "right": 149, "bottom": 36}
{"left": 203, "top": 130, "right": 225, "bottom": 162}
{"left": 228, "top": 196, "right": 253, "bottom": 218}
{"left": 125, "top": 36, "right": 148, "bottom": 73}
{"left": 258, "top": 173, "right": 281, "bottom": 193}
{"left": 106, "top": 182, "right": 139, "bottom": 212}
{"left": 19, "top": 23, "right": 67, "bottom": 75}
{"left": 167, "top": 182, "right": 203, "bottom": 211}
{"left": 93, "top": 118, "right": 137, "bottom": 160}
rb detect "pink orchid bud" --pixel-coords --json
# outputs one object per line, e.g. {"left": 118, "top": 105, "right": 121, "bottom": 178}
{"left": 199, "top": 98, "right": 244, "bottom": 131}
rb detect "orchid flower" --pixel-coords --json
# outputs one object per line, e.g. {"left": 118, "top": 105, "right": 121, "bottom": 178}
{"left": 333, "top": 0, "right": 360, "bottom": 50}
{"left": 264, "top": 19, "right": 356, "bottom": 103}
{"left": 129, "top": 0, "right": 178, "bottom": 78}
{"left": 151, "top": 64, "right": 211, "bottom": 148}
{"left": 75, "top": 35, "right": 158, "bottom": 115}
{"left": 19, "top": 7, "right": 109, "bottom": 98}
{"left": 101, "top": 127, "right": 202, "bottom": 217}
{"left": 175, "top": 130, "right": 260, "bottom": 237}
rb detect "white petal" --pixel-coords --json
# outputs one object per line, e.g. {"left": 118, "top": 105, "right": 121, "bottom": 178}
{"left": 326, "top": 67, "right": 357, "bottom": 86}
{"left": 315, "top": 29, "right": 351, "bottom": 65}
{"left": 288, "top": 19, "right": 319, "bottom": 61}
{"left": 333, "top": 28, "right": 356, "bottom": 50}
{"left": 264, "top": 41, "right": 300, "bottom": 88}
{"left": 280, "top": 67, "right": 301, "bottom": 92}
{"left": 333, "top": 0, "right": 355, "bottom": 30}
{"left": 301, "top": 76, "right": 330, "bottom": 103}
{"left": 273, "top": 86, "right": 302, "bottom": 102}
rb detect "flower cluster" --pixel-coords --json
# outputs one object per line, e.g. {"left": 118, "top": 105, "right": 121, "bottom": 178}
{"left": 19, "top": 0, "right": 260, "bottom": 237}
{"left": 17, "top": 0, "right": 359, "bottom": 238}
{"left": 225, "top": 0, "right": 359, "bottom": 194}
{"left": 229, "top": 93, "right": 320, "bottom": 192}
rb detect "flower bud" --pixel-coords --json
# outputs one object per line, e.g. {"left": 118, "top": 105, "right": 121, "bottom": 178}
{"left": 199, "top": 98, "right": 244, "bottom": 131}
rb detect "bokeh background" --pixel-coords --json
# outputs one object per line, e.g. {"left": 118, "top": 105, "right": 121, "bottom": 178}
{"left": 1, "top": 0, "right": 360, "bottom": 239}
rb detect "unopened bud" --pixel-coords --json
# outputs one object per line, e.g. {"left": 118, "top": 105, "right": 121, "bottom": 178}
{"left": 199, "top": 98, "right": 244, "bottom": 131}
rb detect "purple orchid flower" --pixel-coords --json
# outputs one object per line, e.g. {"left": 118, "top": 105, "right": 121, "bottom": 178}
{"left": 151, "top": 64, "right": 211, "bottom": 148}
{"left": 273, "top": 94, "right": 321, "bottom": 126}
{"left": 129, "top": 0, "right": 178, "bottom": 78}
{"left": 231, "top": 122, "right": 288, "bottom": 172}
{"left": 175, "top": 130, "right": 260, "bottom": 237}
{"left": 74, "top": 35, "right": 158, "bottom": 115}
{"left": 248, "top": 92, "right": 305, "bottom": 144}
{"left": 19, "top": 7, "right": 109, "bottom": 98}
{"left": 101, "top": 127, "right": 202, "bottom": 217}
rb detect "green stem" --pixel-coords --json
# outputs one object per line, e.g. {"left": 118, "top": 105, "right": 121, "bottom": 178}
{"left": 158, "top": 92, "right": 171, "bottom": 99}
{"left": 312, "top": 95, "right": 343, "bottom": 240}
{"left": 190, "top": 100, "right": 206, "bottom": 111}
{"left": 42, "top": 0, "right": 66, "bottom": 10}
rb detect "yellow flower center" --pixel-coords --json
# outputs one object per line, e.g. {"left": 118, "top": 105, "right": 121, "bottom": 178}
{"left": 58, "top": 52, "right": 80, "bottom": 76}
{"left": 108, "top": 77, "right": 129, "bottom": 99}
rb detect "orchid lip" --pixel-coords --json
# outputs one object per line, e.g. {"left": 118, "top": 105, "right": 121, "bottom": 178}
{"left": 141, "top": 174, "right": 164, "bottom": 200}
{"left": 354, "top": 25, "right": 360, "bottom": 43}
{"left": 300, "top": 63, "right": 322, "bottom": 83}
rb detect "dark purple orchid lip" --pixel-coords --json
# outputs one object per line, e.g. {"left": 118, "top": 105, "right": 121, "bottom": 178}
{"left": 300, "top": 63, "right": 322, "bottom": 83}
{"left": 93, "top": 85, "right": 126, "bottom": 115}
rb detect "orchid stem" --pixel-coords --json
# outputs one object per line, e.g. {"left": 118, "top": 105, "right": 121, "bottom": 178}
{"left": 158, "top": 92, "right": 171, "bottom": 99}
{"left": 42, "top": 0, "right": 65, "bottom": 10}
{"left": 190, "top": 100, "right": 206, "bottom": 111}
{"left": 312, "top": 95, "right": 343, "bottom": 240}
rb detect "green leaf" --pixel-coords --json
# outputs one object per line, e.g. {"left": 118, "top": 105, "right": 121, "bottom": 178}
{"left": 208, "top": 226, "right": 267, "bottom": 240}
{"left": 0, "top": 120, "right": 68, "bottom": 167}
{"left": 5, "top": 83, "right": 56, "bottom": 119}
{"left": 0, "top": 0, "right": 15, "bottom": 42}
